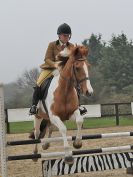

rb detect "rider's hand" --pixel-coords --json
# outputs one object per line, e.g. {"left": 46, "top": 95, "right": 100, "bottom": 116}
{"left": 54, "top": 63, "right": 58, "bottom": 68}
{"left": 55, "top": 54, "right": 60, "bottom": 60}
{"left": 54, "top": 61, "right": 60, "bottom": 68}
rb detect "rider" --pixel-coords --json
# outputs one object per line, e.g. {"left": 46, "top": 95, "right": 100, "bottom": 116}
{"left": 29, "top": 23, "right": 87, "bottom": 115}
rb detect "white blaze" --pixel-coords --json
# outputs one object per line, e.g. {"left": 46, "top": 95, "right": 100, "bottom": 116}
{"left": 83, "top": 63, "right": 93, "bottom": 94}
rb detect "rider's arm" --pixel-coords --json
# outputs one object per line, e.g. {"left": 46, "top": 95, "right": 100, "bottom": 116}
{"left": 44, "top": 42, "right": 56, "bottom": 68}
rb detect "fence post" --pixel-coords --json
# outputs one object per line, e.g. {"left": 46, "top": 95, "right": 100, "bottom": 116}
{"left": 5, "top": 108, "right": 10, "bottom": 134}
{"left": 115, "top": 103, "right": 119, "bottom": 126}
{"left": 0, "top": 84, "right": 7, "bottom": 177}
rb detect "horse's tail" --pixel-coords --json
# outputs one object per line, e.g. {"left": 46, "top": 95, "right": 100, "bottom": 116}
{"left": 29, "top": 119, "right": 49, "bottom": 139}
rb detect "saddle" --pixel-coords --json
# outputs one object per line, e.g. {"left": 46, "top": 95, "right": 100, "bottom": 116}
{"left": 40, "top": 76, "right": 54, "bottom": 113}
{"left": 40, "top": 76, "right": 53, "bottom": 99}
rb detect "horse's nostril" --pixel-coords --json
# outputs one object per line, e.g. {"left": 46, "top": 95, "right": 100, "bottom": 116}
{"left": 86, "top": 90, "right": 89, "bottom": 96}
{"left": 86, "top": 90, "right": 92, "bottom": 97}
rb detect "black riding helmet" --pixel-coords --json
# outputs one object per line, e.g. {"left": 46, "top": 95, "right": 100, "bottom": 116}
{"left": 57, "top": 23, "right": 72, "bottom": 35}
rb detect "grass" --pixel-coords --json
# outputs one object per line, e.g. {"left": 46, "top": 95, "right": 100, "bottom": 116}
{"left": 65, "top": 117, "right": 133, "bottom": 129}
{"left": 8, "top": 116, "right": 133, "bottom": 134}
{"left": 9, "top": 121, "right": 34, "bottom": 134}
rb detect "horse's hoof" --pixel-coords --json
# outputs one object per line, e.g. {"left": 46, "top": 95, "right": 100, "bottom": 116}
{"left": 64, "top": 156, "right": 74, "bottom": 165}
{"left": 33, "top": 150, "right": 38, "bottom": 154}
{"left": 73, "top": 140, "right": 82, "bottom": 149}
{"left": 32, "top": 150, "right": 38, "bottom": 162}
{"left": 32, "top": 158, "right": 38, "bottom": 162}
{"left": 42, "top": 143, "right": 50, "bottom": 150}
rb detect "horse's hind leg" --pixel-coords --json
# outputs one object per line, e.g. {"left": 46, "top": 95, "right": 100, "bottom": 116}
{"left": 50, "top": 115, "right": 74, "bottom": 165}
{"left": 42, "top": 123, "right": 53, "bottom": 150}
{"left": 33, "top": 117, "right": 43, "bottom": 161}
{"left": 72, "top": 109, "right": 83, "bottom": 149}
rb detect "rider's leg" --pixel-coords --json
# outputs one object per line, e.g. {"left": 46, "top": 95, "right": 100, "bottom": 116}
{"left": 77, "top": 91, "right": 88, "bottom": 116}
{"left": 29, "top": 86, "right": 40, "bottom": 115}
{"left": 36, "top": 70, "right": 52, "bottom": 86}
{"left": 79, "top": 105, "right": 87, "bottom": 115}
{"left": 29, "top": 70, "right": 53, "bottom": 115}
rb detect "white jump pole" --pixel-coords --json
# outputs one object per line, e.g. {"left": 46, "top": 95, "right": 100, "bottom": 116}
{"left": 7, "top": 131, "right": 133, "bottom": 146}
{"left": 0, "top": 84, "right": 7, "bottom": 177}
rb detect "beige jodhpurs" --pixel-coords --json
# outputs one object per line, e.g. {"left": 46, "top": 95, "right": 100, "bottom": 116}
{"left": 36, "top": 69, "right": 53, "bottom": 87}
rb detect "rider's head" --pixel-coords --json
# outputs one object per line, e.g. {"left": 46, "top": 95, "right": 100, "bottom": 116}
{"left": 57, "top": 23, "right": 72, "bottom": 43}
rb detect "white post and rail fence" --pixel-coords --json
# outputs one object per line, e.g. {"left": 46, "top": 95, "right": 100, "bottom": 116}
{"left": 4, "top": 102, "right": 133, "bottom": 133}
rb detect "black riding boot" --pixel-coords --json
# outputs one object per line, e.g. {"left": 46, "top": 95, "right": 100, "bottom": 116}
{"left": 29, "top": 86, "right": 41, "bottom": 115}
{"left": 77, "top": 90, "right": 87, "bottom": 116}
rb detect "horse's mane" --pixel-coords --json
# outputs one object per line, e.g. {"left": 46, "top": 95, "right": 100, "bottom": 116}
{"left": 58, "top": 56, "right": 69, "bottom": 68}
{"left": 71, "top": 45, "right": 89, "bottom": 60}
{"left": 57, "top": 45, "right": 89, "bottom": 68}
{"left": 56, "top": 48, "right": 70, "bottom": 68}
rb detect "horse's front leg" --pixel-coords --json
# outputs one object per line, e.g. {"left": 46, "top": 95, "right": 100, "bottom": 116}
{"left": 71, "top": 109, "right": 83, "bottom": 149}
{"left": 50, "top": 115, "right": 74, "bottom": 165}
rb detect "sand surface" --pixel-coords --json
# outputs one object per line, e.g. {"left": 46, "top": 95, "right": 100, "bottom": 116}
{"left": 1, "top": 126, "right": 133, "bottom": 177}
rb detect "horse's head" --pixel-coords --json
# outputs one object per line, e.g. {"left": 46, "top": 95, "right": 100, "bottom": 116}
{"left": 71, "top": 45, "right": 93, "bottom": 97}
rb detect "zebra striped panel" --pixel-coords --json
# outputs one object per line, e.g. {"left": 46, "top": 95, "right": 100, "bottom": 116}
{"left": 42, "top": 151, "right": 133, "bottom": 176}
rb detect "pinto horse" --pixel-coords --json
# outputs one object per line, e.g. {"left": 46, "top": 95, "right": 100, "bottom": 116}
{"left": 31, "top": 45, "right": 93, "bottom": 164}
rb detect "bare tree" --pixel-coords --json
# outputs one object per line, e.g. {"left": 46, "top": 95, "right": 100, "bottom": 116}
{"left": 17, "top": 68, "right": 39, "bottom": 89}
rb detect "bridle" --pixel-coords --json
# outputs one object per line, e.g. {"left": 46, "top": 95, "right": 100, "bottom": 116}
{"left": 60, "top": 58, "right": 90, "bottom": 96}
{"left": 73, "top": 58, "right": 89, "bottom": 97}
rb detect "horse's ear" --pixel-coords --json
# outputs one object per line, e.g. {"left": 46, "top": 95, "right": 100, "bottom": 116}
{"left": 80, "top": 46, "right": 89, "bottom": 56}
{"left": 73, "top": 46, "right": 79, "bottom": 56}
{"left": 70, "top": 44, "right": 79, "bottom": 56}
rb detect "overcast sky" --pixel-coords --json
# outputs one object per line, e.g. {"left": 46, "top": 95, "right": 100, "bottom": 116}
{"left": 1, "top": 0, "right": 133, "bottom": 84}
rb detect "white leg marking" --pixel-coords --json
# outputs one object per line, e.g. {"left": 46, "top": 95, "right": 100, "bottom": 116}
{"left": 33, "top": 117, "right": 43, "bottom": 154}
{"left": 50, "top": 115, "right": 70, "bottom": 156}
{"left": 73, "top": 109, "right": 83, "bottom": 140}
{"left": 34, "top": 117, "right": 43, "bottom": 138}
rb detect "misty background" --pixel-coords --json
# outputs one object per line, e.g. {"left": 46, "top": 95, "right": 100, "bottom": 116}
{"left": 0, "top": 0, "right": 133, "bottom": 108}
{"left": 1, "top": 0, "right": 133, "bottom": 83}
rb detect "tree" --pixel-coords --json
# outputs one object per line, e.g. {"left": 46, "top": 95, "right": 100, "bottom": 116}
{"left": 99, "top": 33, "right": 133, "bottom": 90}
{"left": 4, "top": 68, "right": 39, "bottom": 108}
{"left": 82, "top": 33, "right": 105, "bottom": 65}
{"left": 17, "top": 68, "right": 39, "bottom": 89}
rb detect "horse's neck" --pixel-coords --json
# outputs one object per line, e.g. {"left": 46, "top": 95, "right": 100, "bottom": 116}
{"left": 62, "top": 57, "right": 73, "bottom": 78}
{"left": 60, "top": 57, "right": 74, "bottom": 90}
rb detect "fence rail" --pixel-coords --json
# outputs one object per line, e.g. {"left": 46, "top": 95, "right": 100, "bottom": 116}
{"left": 5, "top": 102, "right": 133, "bottom": 133}
{"left": 101, "top": 102, "right": 132, "bottom": 126}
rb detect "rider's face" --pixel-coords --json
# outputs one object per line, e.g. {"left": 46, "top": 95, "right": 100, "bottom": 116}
{"left": 59, "top": 34, "right": 71, "bottom": 44}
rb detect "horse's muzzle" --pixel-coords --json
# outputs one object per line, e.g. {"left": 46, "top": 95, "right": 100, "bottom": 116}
{"left": 86, "top": 90, "right": 93, "bottom": 97}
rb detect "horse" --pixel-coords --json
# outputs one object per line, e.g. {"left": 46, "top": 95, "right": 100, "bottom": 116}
{"left": 31, "top": 45, "right": 93, "bottom": 164}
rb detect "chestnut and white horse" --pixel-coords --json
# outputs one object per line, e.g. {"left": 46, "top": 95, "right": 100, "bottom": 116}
{"left": 31, "top": 45, "right": 93, "bottom": 164}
